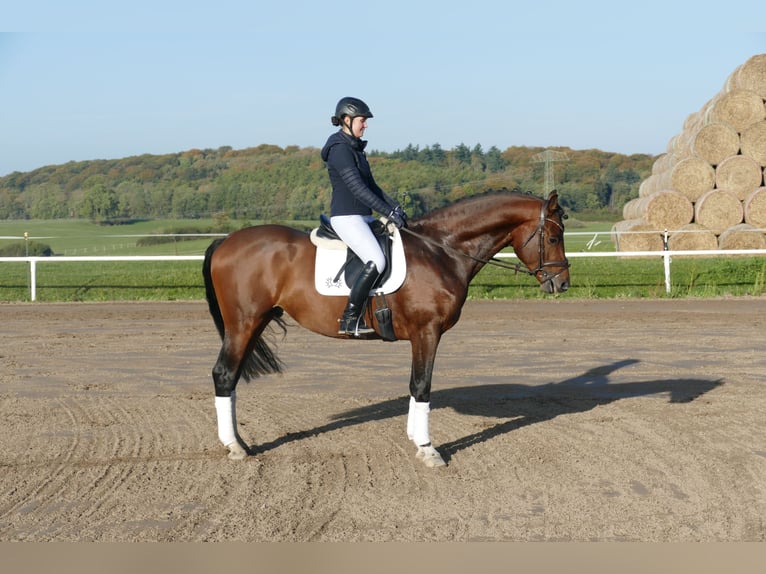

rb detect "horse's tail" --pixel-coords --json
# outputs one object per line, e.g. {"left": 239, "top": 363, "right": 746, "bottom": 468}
{"left": 203, "top": 238, "right": 226, "bottom": 340}
{"left": 202, "top": 237, "right": 286, "bottom": 381}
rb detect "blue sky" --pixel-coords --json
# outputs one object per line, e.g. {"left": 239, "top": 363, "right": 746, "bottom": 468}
{"left": 1, "top": 1, "right": 764, "bottom": 176}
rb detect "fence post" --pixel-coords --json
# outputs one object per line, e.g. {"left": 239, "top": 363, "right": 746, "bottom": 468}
{"left": 663, "top": 229, "right": 671, "bottom": 294}
{"left": 30, "top": 259, "right": 37, "bottom": 301}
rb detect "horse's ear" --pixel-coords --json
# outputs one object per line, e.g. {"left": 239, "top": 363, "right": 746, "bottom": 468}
{"left": 546, "top": 190, "right": 568, "bottom": 220}
{"left": 546, "top": 190, "right": 559, "bottom": 212}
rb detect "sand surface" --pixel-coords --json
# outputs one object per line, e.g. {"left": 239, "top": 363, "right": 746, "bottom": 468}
{"left": 1, "top": 298, "right": 765, "bottom": 541}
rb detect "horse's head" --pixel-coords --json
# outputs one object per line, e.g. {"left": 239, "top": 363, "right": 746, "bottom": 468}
{"left": 512, "top": 191, "right": 570, "bottom": 294}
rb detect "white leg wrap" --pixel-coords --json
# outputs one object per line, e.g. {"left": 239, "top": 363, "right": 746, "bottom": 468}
{"left": 215, "top": 391, "right": 238, "bottom": 447}
{"left": 407, "top": 396, "right": 431, "bottom": 446}
{"left": 407, "top": 396, "right": 415, "bottom": 440}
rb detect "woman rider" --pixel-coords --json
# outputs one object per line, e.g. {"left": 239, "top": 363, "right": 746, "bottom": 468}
{"left": 320, "top": 97, "right": 407, "bottom": 336}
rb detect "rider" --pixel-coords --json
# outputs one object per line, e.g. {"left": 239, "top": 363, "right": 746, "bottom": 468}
{"left": 321, "top": 97, "right": 408, "bottom": 336}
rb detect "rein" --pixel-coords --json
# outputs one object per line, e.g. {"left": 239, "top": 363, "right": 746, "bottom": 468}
{"left": 399, "top": 225, "right": 536, "bottom": 275}
{"left": 396, "top": 199, "right": 570, "bottom": 280}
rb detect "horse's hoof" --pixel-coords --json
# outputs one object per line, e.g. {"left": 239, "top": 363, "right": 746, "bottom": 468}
{"left": 416, "top": 444, "right": 446, "bottom": 468}
{"left": 226, "top": 442, "right": 247, "bottom": 461}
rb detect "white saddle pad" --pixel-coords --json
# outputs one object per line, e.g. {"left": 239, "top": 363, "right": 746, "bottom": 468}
{"left": 310, "top": 225, "right": 406, "bottom": 296}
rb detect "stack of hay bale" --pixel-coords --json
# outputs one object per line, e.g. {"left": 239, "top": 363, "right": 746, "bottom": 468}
{"left": 613, "top": 54, "right": 766, "bottom": 252}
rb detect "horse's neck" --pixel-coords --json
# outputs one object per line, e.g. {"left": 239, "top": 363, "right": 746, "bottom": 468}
{"left": 425, "top": 195, "right": 537, "bottom": 259}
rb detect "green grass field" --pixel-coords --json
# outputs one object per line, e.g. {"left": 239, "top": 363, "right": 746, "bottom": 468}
{"left": 1, "top": 219, "right": 765, "bottom": 302}
{"left": 0, "top": 218, "right": 228, "bottom": 257}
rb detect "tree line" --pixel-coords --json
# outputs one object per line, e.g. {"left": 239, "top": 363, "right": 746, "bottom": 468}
{"left": 0, "top": 143, "right": 655, "bottom": 222}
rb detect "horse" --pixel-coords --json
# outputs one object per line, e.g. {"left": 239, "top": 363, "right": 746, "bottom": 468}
{"left": 202, "top": 189, "right": 570, "bottom": 467}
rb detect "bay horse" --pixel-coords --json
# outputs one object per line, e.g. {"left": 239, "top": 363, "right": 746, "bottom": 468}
{"left": 202, "top": 189, "right": 570, "bottom": 467}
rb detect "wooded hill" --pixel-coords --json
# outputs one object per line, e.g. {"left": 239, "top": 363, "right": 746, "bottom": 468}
{"left": 0, "top": 143, "right": 655, "bottom": 222}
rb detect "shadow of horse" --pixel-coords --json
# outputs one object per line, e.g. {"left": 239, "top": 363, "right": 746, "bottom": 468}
{"left": 248, "top": 359, "right": 724, "bottom": 461}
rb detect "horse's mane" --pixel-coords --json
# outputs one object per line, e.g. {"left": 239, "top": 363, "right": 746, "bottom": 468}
{"left": 411, "top": 188, "right": 542, "bottom": 227}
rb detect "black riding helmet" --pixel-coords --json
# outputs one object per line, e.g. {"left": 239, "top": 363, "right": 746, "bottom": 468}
{"left": 332, "top": 97, "right": 373, "bottom": 126}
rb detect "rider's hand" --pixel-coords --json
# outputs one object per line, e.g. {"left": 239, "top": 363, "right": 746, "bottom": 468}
{"left": 387, "top": 205, "right": 407, "bottom": 229}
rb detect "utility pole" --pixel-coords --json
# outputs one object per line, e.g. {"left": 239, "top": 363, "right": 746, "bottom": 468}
{"left": 531, "top": 149, "right": 569, "bottom": 195}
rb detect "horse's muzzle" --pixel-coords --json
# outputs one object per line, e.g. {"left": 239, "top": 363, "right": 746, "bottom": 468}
{"left": 539, "top": 271, "right": 570, "bottom": 294}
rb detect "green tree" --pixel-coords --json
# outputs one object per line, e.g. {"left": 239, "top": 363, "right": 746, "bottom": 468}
{"left": 28, "top": 184, "right": 69, "bottom": 218}
{"left": 430, "top": 143, "right": 446, "bottom": 165}
{"left": 171, "top": 186, "right": 208, "bottom": 218}
{"left": 453, "top": 143, "right": 471, "bottom": 165}
{"left": 115, "top": 181, "right": 149, "bottom": 218}
{"left": 0, "top": 143, "right": 655, "bottom": 220}
{"left": 485, "top": 146, "right": 506, "bottom": 172}
{"left": 79, "top": 184, "right": 119, "bottom": 221}
{"left": 471, "top": 144, "right": 486, "bottom": 171}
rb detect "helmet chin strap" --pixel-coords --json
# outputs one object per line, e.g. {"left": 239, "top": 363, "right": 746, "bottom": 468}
{"left": 343, "top": 117, "right": 362, "bottom": 139}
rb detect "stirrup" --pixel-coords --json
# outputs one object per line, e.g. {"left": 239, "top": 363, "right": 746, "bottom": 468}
{"left": 338, "top": 316, "right": 375, "bottom": 336}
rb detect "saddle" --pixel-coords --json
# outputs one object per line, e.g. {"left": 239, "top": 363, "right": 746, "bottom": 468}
{"left": 309, "top": 215, "right": 407, "bottom": 342}
{"left": 314, "top": 214, "right": 394, "bottom": 287}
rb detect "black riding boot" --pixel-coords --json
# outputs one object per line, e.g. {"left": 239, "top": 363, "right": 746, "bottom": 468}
{"left": 338, "top": 261, "right": 380, "bottom": 336}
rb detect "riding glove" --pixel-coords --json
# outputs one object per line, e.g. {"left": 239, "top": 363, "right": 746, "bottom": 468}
{"left": 387, "top": 205, "right": 408, "bottom": 229}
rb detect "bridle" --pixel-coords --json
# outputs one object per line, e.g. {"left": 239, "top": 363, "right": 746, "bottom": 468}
{"left": 516, "top": 197, "right": 570, "bottom": 284}
{"left": 398, "top": 197, "right": 570, "bottom": 282}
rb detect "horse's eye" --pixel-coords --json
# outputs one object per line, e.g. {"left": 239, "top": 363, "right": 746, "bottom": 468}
{"left": 548, "top": 237, "right": 559, "bottom": 245}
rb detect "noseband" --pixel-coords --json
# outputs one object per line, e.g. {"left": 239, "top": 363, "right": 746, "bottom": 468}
{"left": 517, "top": 198, "right": 570, "bottom": 283}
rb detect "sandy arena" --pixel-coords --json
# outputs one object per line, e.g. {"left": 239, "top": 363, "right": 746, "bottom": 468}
{"left": 1, "top": 298, "right": 765, "bottom": 541}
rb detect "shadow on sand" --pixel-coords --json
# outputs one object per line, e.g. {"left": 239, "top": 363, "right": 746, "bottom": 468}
{"left": 248, "top": 359, "right": 723, "bottom": 461}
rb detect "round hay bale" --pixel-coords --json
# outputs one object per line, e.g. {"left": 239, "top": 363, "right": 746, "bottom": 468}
{"left": 683, "top": 110, "right": 704, "bottom": 133}
{"left": 622, "top": 194, "right": 651, "bottom": 221}
{"left": 691, "top": 122, "right": 741, "bottom": 166}
{"left": 715, "top": 155, "right": 764, "bottom": 200}
{"left": 622, "top": 197, "right": 642, "bottom": 220}
{"left": 611, "top": 219, "right": 663, "bottom": 252}
{"left": 718, "top": 223, "right": 766, "bottom": 250}
{"left": 638, "top": 173, "right": 663, "bottom": 198}
{"left": 694, "top": 189, "right": 744, "bottom": 234}
{"left": 671, "top": 130, "right": 693, "bottom": 160}
{"left": 740, "top": 120, "right": 766, "bottom": 166}
{"left": 667, "top": 133, "right": 694, "bottom": 159}
{"left": 664, "top": 136, "right": 679, "bottom": 156}
{"left": 733, "top": 54, "right": 766, "bottom": 99}
{"left": 652, "top": 152, "right": 674, "bottom": 175}
{"left": 723, "top": 64, "right": 743, "bottom": 93}
{"left": 669, "top": 157, "right": 716, "bottom": 202}
{"left": 668, "top": 223, "right": 719, "bottom": 252}
{"left": 704, "top": 89, "right": 766, "bottom": 132}
{"left": 744, "top": 187, "right": 766, "bottom": 228}
{"left": 629, "top": 189, "right": 694, "bottom": 230}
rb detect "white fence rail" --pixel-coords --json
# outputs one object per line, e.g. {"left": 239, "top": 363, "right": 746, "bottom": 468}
{"left": 3, "top": 228, "right": 766, "bottom": 300}
{"left": 0, "top": 255, "right": 204, "bottom": 301}
{"left": 2, "top": 248, "right": 766, "bottom": 301}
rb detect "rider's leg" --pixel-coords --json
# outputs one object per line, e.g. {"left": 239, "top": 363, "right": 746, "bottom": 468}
{"left": 330, "top": 215, "right": 386, "bottom": 336}
{"left": 338, "top": 260, "right": 380, "bottom": 335}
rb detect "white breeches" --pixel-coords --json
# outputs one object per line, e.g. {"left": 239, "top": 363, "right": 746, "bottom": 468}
{"left": 330, "top": 214, "right": 386, "bottom": 273}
